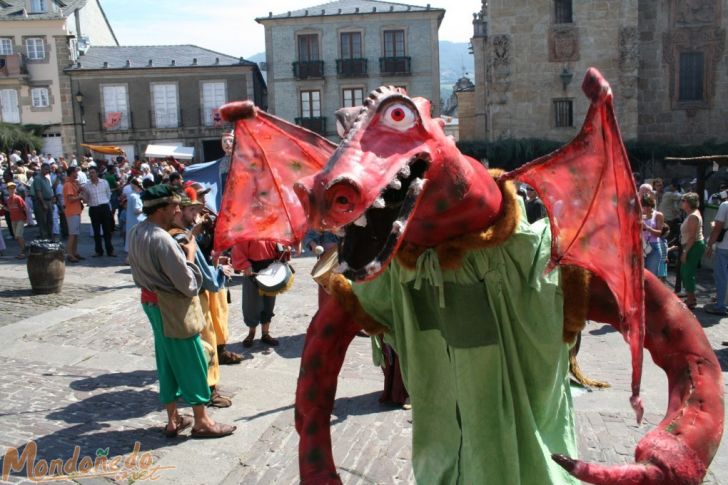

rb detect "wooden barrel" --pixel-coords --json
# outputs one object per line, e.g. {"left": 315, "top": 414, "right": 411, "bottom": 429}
{"left": 26, "top": 240, "right": 66, "bottom": 294}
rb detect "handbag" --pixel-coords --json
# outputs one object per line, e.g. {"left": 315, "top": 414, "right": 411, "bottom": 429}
{"left": 156, "top": 291, "right": 205, "bottom": 339}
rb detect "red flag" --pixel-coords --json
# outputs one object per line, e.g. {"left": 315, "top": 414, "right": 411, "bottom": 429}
{"left": 103, "top": 112, "right": 122, "bottom": 130}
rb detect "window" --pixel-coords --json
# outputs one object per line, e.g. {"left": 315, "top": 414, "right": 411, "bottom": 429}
{"left": 554, "top": 0, "right": 573, "bottom": 23}
{"left": 30, "top": 0, "right": 47, "bottom": 12}
{"left": 340, "top": 32, "right": 362, "bottom": 59}
{"left": 0, "top": 38, "right": 12, "bottom": 55}
{"left": 383, "top": 30, "right": 405, "bottom": 57}
{"left": 0, "top": 89, "right": 20, "bottom": 123}
{"left": 298, "top": 34, "right": 320, "bottom": 61}
{"left": 679, "top": 52, "right": 704, "bottom": 102}
{"left": 31, "top": 87, "right": 49, "bottom": 108}
{"left": 300, "top": 90, "right": 321, "bottom": 118}
{"left": 201, "top": 81, "right": 226, "bottom": 126}
{"left": 101, "top": 85, "right": 129, "bottom": 130}
{"left": 151, "top": 83, "right": 179, "bottom": 128}
{"left": 342, "top": 88, "right": 364, "bottom": 108}
{"left": 553, "top": 99, "right": 573, "bottom": 127}
{"left": 25, "top": 37, "right": 45, "bottom": 60}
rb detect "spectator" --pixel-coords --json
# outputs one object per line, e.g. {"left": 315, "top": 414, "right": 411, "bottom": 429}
{"left": 704, "top": 195, "right": 728, "bottom": 316}
{"left": 679, "top": 192, "right": 704, "bottom": 310}
{"left": 641, "top": 195, "right": 664, "bottom": 276}
{"left": 83, "top": 167, "right": 115, "bottom": 257}
{"left": 169, "top": 172, "right": 183, "bottom": 189}
{"left": 524, "top": 185, "right": 546, "bottom": 224}
{"left": 4, "top": 182, "right": 26, "bottom": 258}
{"left": 31, "top": 164, "right": 54, "bottom": 239}
{"left": 124, "top": 177, "right": 145, "bottom": 254}
{"left": 127, "top": 184, "right": 236, "bottom": 439}
{"left": 63, "top": 167, "right": 84, "bottom": 263}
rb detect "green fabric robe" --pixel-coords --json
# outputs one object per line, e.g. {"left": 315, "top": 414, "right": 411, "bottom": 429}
{"left": 352, "top": 213, "right": 579, "bottom": 485}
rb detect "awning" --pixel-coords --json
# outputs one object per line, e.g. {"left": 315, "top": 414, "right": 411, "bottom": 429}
{"left": 80, "top": 144, "right": 126, "bottom": 155}
{"left": 144, "top": 144, "right": 195, "bottom": 160}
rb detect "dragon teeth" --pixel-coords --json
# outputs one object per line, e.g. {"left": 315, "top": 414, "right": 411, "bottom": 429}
{"left": 353, "top": 214, "right": 368, "bottom": 227}
{"left": 411, "top": 178, "right": 425, "bottom": 195}
{"left": 333, "top": 227, "right": 346, "bottom": 237}
{"left": 392, "top": 220, "right": 405, "bottom": 234}
{"left": 333, "top": 262, "right": 349, "bottom": 274}
{"left": 365, "top": 261, "right": 382, "bottom": 275}
{"left": 373, "top": 197, "right": 386, "bottom": 209}
{"left": 389, "top": 178, "right": 402, "bottom": 190}
{"left": 399, "top": 165, "right": 411, "bottom": 179}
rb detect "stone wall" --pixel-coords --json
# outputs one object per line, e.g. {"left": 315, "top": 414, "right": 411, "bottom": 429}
{"left": 455, "top": 89, "right": 476, "bottom": 142}
{"left": 638, "top": 0, "right": 728, "bottom": 143}
{"left": 478, "top": 0, "right": 638, "bottom": 143}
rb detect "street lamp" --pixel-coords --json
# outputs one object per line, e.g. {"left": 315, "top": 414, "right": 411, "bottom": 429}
{"left": 75, "top": 89, "right": 84, "bottom": 115}
{"left": 560, "top": 67, "right": 574, "bottom": 90}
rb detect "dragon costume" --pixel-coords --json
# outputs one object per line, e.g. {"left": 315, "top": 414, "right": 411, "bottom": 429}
{"left": 214, "top": 69, "right": 723, "bottom": 484}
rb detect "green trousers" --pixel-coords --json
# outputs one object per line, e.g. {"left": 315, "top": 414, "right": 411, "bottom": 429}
{"left": 680, "top": 240, "right": 705, "bottom": 293}
{"left": 143, "top": 304, "right": 211, "bottom": 406}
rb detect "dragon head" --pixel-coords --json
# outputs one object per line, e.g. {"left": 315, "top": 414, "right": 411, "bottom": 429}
{"left": 294, "top": 86, "right": 502, "bottom": 282}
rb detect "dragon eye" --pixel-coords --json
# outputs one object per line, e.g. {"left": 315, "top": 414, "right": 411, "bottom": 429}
{"left": 382, "top": 103, "right": 416, "bottom": 131}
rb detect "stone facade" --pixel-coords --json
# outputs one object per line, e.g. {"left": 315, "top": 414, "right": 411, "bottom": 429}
{"left": 257, "top": 1, "right": 444, "bottom": 140}
{"left": 67, "top": 60, "right": 266, "bottom": 163}
{"left": 464, "top": 0, "right": 727, "bottom": 145}
{"left": 0, "top": 0, "right": 118, "bottom": 156}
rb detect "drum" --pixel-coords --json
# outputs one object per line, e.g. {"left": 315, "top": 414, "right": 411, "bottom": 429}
{"left": 310, "top": 247, "right": 339, "bottom": 293}
{"left": 255, "top": 261, "right": 294, "bottom": 296}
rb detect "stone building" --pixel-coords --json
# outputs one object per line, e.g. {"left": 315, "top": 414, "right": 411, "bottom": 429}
{"left": 65, "top": 45, "right": 266, "bottom": 162}
{"left": 462, "top": 0, "right": 727, "bottom": 145}
{"left": 257, "top": 0, "right": 444, "bottom": 139}
{"left": 0, "top": 0, "right": 118, "bottom": 156}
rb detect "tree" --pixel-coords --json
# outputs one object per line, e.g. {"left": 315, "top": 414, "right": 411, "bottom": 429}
{"left": 0, "top": 123, "right": 43, "bottom": 155}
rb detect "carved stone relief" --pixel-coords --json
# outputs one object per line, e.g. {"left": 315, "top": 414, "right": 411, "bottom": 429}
{"left": 490, "top": 34, "right": 511, "bottom": 100}
{"left": 549, "top": 26, "right": 579, "bottom": 62}
{"left": 619, "top": 27, "right": 639, "bottom": 99}
{"left": 663, "top": 0, "right": 725, "bottom": 111}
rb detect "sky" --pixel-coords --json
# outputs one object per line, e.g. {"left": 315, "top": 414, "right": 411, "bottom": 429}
{"left": 101, "top": 0, "right": 482, "bottom": 58}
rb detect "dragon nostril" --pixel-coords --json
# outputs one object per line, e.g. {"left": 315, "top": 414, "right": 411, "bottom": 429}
{"left": 336, "top": 196, "right": 349, "bottom": 205}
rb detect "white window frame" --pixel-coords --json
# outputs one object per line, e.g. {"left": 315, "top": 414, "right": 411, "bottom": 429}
{"left": 0, "top": 38, "right": 13, "bottom": 55}
{"left": 151, "top": 82, "right": 179, "bottom": 129}
{"left": 101, "top": 84, "right": 130, "bottom": 130}
{"left": 25, "top": 37, "right": 45, "bottom": 60}
{"left": 30, "top": 0, "right": 47, "bottom": 12}
{"left": 31, "top": 87, "right": 49, "bottom": 108}
{"left": 342, "top": 87, "right": 364, "bottom": 108}
{"left": 300, "top": 90, "right": 321, "bottom": 118}
{"left": 0, "top": 89, "right": 20, "bottom": 123}
{"left": 200, "top": 80, "right": 227, "bottom": 126}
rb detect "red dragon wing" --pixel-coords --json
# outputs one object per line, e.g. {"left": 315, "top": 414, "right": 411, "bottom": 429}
{"left": 503, "top": 68, "right": 645, "bottom": 422}
{"left": 213, "top": 101, "right": 337, "bottom": 252}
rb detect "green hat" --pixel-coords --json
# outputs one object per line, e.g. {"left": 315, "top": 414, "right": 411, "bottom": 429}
{"left": 141, "top": 184, "right": 181, "bottom": 208}
{"left": 179, "top": 193, "right": 203, "bottom": 208}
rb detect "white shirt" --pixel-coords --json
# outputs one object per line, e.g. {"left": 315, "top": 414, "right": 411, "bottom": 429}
{"left": 714, "top": 201, "right": 728, "bottom": 250}
{"left": 76, "top": 170, "right": 88, "bottom": 185}
{"left": 84, "top": 178, "right": 111, "bottom": 207}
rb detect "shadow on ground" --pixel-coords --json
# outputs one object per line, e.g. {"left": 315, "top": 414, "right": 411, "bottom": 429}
{"left": 69, "top": 370, "right": 158, "bottom": 392}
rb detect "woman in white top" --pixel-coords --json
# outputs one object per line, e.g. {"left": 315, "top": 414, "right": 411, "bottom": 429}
{"left": 679, "top": 192, "right": 705, "bottom": 309}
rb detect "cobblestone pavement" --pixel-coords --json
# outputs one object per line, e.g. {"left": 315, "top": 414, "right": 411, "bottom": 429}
{"left": 0, "top": 223, "right": 726, "bottom": 484}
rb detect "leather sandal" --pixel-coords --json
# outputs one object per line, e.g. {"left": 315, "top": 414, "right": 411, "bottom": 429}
{"left": 218, "top": 348, "right": 244, "bottom": 365}
{"left": 207, "top": 389, "right": 232, "bottom": 408}
{"left": 164, "top": 415, "right": 193, "bottom": 438}
{"left": 191, "top": 422, "right": 236, "bottom": 439}
{"left": 261, "top": 333, "right": 279, "bottom": 347}
{"left": 242, "top": 335, "right": 254, "bottom": 348}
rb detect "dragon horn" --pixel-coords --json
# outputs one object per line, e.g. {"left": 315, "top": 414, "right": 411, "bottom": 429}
{"left": 552, "top": 454, "right": 665, "bottom": 484}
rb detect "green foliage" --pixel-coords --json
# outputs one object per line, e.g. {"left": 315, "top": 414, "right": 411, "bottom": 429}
{"left": 457, "top": 139, "right": 562, "bottom": 171}
{"left": 0, "top": 123, "right": 43, "bottom": 154}
{"left": 458, "top": 138, "right": 728, "bottom": 171}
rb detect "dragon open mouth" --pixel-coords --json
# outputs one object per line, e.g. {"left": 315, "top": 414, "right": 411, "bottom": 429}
{"left": 337, "top": 155, "right": 430, "bottom": 281}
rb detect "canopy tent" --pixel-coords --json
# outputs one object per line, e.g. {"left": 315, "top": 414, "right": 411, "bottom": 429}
{"left": 80, "top": 144, "right": 126, "bottom": 155}
{"left": 144, "top": 144, "right": 194, "bottom": 160}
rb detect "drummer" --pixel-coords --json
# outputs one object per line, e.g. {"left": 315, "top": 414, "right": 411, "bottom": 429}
{"left": 231, "top": 240, "right": 289, "bottom": 348}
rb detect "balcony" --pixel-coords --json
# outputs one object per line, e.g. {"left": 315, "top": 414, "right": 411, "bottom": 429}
{"left": 0, "top": 54, "right": 27, "bottom": 78}
{"left": 294, "top": 116, "right": 326, "bottom": 135}
{"left": 336, "top": 58, "right": 368, "bottom": 78}
{"left": 379, "top": 56, "right": 411, "bottom": 76}
{"left": 293, "top": 61, "right": 324, "bottom": 80}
